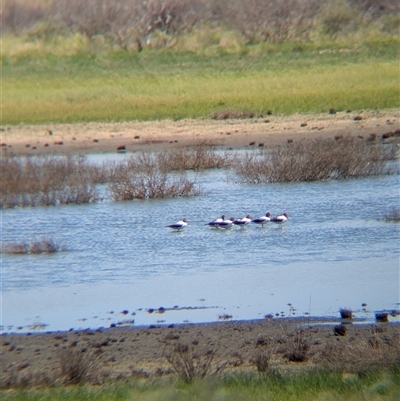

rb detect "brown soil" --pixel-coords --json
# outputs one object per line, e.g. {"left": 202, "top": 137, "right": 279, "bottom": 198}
{"left": 1, "top": 109, "right": 399, "bottom": 156}
{"left": 1, "top": 318, "right": 399, "bottom": 386}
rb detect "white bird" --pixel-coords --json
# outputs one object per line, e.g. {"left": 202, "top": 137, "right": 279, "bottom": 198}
{"left": 233, "top": 214, "right": 251, "bottom": 227}
{"left": 167, "top": 218, "right": 188, "bottom": 231}
{"left": 270, "top": 213, "right": 288, "bottom": 227}
{"left": 251, "top": 212, "right": 271, "bottom": 227}
{"left": 206, "top": 215, "right": 225, "bottom": 227}
{"left": 216, "top": 217, "right": 235, "bottom": 229}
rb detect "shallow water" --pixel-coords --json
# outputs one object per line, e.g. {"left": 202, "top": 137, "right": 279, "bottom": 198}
{"left": 1, "top": 163, "right": 399, "bottom": 333}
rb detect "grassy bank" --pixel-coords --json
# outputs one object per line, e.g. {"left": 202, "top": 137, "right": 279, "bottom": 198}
{"left": 2, "top": 368, "right": 399, "bottom": 401}
{"left": 2, "top": 39, "right": 399, "bottom": 125}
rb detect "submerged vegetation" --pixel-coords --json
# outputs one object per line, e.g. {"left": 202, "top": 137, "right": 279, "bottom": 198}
{"left": 1, "top": 139, "right": 398, "bottom": 208}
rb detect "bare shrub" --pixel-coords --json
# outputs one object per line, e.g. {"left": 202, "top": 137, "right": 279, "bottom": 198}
{"left": 108, "top": 151, "right": 203, "bottom": 200}
{"left": 2, "top": 0, "right": 399, "bottom": 50}
{"left": 1, "top": 0, "right": 51, "bottom": 35}
{"left": 156, "top": 144, "right": 230, "bottom": 171}
{"left": 1, "top": 238, "right": 65, "bottom": 255}
{"left": 53, "top": 0, "right": 205, "bottom": 50}
{"left": 319, "top": 0, "right": 354, "bottom": 38}
{"left": 0, "top": 242, "right": 30, "bottom": 254}
{"left": 165, "top": 343, "right": 223, "bottom": 383}
{"left": 0, "top": 155, "right": 100, "bottom": 208}
{"left": 108, "top": 171, "right": 201, "bottom": 200}
{"left": 233, "top": 138, "right": 398, "bottom": 184}
{"left": 29, "top": 238, "right": 61, "bottom": 254}
{"left": 380, "top": 208, "right": 400, "bottom": 223}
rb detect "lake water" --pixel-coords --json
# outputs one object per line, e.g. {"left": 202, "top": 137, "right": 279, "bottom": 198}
{"left": 1, "top": 158, "right": 399, "bottom": 333}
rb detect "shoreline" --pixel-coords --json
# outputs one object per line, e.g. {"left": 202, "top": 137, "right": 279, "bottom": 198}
{"left": 2, "top": 109, "right": 400, "bottom": 386}
{"left": 1, "top": 316, "right": 399, "bottom": 385}
{"left": 1, "top": 109, "right": 399, "bottom": 157}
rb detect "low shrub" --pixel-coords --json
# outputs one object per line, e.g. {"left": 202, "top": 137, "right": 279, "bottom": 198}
{"left": 233, "top": 138, "right": 398, "bottom": 183}
{"left": 107, "top": 172, "right": 201, "bottom": 201}
{"left": 0, "top": 155, "right": 101, "bottom": 208}
{"left": 1, "top": 238, "right": 64, "bottom": 254}
{"left": 381, "top": 208, "right": 400, "bottom": 223}
{"left": 156, "top": 144, "right": 230, "bottom": 172}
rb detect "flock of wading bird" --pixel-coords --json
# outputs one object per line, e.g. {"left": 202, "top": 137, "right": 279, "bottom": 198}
{"left": 167, "top": 212, "right": 288, "bottom": 231}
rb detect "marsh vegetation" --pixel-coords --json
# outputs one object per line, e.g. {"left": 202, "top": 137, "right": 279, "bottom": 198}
{"left": 1, "top": 139, "right": 398, "bottom": 208}
{"left": 2, "top": 1, "right": 399, "bottom": 124}
{"left": 1, "top": 322, "right": 399, "bottom": 400}
{"left": 232, "top": 138, "right": 398, "bottom": 183}
{"left": 1, "top": 238, "right": 64, "bottom": 255}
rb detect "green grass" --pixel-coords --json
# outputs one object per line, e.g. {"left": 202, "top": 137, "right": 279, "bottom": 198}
{"left": 2, "top": 369, "right": 399, "bottom": 401}
{"left": 2, "top": 38, "right": 400, "bottom": 125}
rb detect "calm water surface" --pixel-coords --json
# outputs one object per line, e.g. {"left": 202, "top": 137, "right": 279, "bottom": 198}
{"left": 1, "top": 160, "right": 399, "bottom": 332}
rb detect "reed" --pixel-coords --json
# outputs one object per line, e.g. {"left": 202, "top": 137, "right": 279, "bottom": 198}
{"left": 233, "top": 138, "right": 398, "bottom": 183}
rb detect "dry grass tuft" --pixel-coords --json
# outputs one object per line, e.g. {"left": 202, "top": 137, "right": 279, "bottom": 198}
{"left": 317, "top": 330, "right": 400, "bottom": 373}
{"left": 333, "top": 324, "right": 347, "bottom": 336}
{"left": 58, "top": 348, "right": 99, "bottom": 385}
{"left": 339, "top": 308, "right": 353, "bottom": 319}
{"left": 165, "top": 343, "right": 225, "bottom": 383}
{"left": 251, "top": 349, "right": 275, "bottom": 373}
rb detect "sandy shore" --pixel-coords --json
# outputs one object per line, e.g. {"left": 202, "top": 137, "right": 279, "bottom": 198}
{"left": 1, "top": 109, "right": 399, "bottom": 156}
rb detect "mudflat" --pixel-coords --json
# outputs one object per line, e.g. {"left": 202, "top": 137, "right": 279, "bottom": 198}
{"left": 1, "top": 109, "right": 399, "bottom": 156}
{"left": 1, "top": 318, "right": 399, "bottom": 385}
